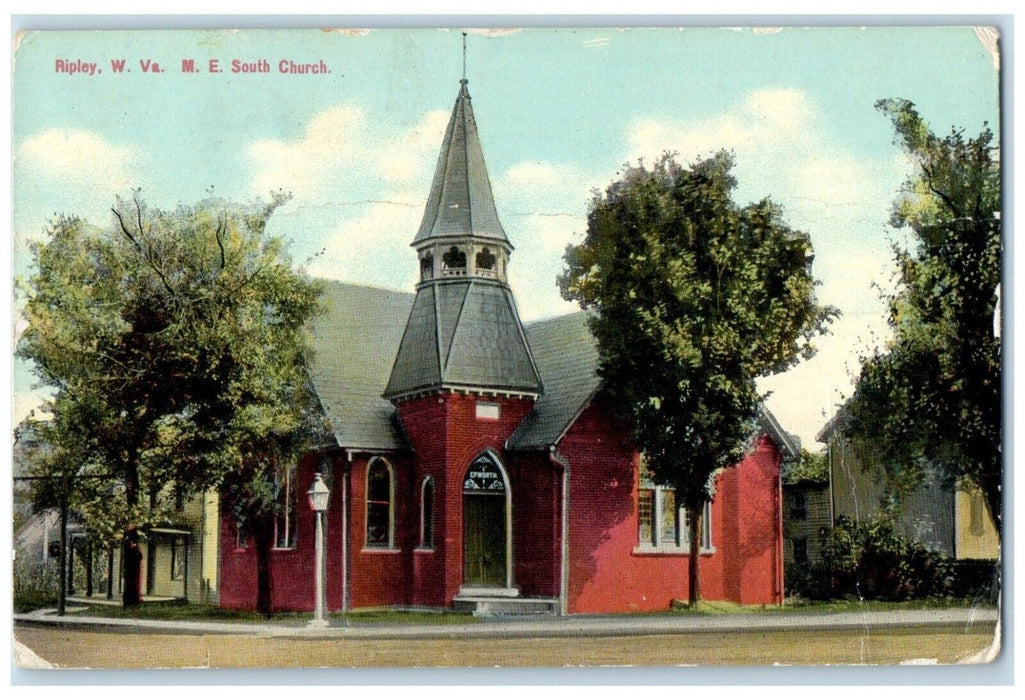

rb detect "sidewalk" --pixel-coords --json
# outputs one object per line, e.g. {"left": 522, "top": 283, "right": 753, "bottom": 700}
{"left": 13, "top": 605, "right": 999, "bottom": 641}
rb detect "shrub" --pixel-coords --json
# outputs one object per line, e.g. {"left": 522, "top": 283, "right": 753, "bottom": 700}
{"left": 13, "top": 554, "right": 60, "bottom": 612}
{"left": 811, "top": 516, "right": 952, "bottom": 601}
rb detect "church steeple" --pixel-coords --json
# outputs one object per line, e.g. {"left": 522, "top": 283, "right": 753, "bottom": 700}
{"left": 412, "top": 78, "right": 511, "bottom": 283}
{"left": 384, "top": 79, "right": 541, "bottom": 402}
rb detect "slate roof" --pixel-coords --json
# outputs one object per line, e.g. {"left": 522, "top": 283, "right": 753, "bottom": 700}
{"left": 412, "top": 80, "right": 510, "bottom": 247}
{"left": 309, "top": 282, "right": 798, "bottom": 461}
{"left": 506, "top": 312, "right": 601, "bottom": 450}
{"left": 307, "top": 281, "right": 414, "bottom": 451}
{"left": 383, "top": 279, "right": 543, "bottom": 399}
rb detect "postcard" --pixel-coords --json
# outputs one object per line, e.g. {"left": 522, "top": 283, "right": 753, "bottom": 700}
{"left": 11, "top": 24, "right": 1002, "bottom": 672}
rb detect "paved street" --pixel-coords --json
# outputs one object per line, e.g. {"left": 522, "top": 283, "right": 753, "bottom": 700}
{"left": 13, "top": 607, "right": 1000, "bottom": 668}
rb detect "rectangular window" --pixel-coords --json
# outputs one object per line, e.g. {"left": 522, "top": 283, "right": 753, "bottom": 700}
{"left": 475, "top": 402, "right": 501, "bottom": 420}
{"left": 638, "top": 481, "right": 712, "bottom": 552}
{"left": 793, "top": 537, "right": 808, "bottom": 564}
{"left": 274, "top": 465, "right": 297, "bottom": 549}
{"left": 790, "top": 491, "right": 807, "bottom": 521}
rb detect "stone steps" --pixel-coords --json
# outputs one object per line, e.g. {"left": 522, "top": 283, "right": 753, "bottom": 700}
{"left": 452, "top": 595, "right": 559, "bottom": 616}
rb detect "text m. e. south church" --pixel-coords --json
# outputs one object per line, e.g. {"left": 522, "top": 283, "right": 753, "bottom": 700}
{"left": 217, "top": 76, "right": 795, "bottom": 615}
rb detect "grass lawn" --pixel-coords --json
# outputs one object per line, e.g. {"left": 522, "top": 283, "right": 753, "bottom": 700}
{"left": 21, "top": 596, "right": 994, "bottom": 625}
{"left": 68, "top": 600, "right": 478, "bottom": 625}
{"left": 665, "top": 596, "right": 994, "bottom": 616}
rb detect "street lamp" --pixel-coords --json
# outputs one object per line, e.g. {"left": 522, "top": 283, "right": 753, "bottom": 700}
{"left": 307, "top": 472, "right": 330, "bottom": 628}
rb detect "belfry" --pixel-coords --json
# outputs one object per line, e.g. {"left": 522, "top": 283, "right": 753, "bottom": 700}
{"left": 385, "top": 79, "right": 542, "bottom": 401}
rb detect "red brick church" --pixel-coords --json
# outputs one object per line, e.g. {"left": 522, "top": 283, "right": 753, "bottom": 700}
{"left": 218, "top": 79, "right": 796, "bottom": 615}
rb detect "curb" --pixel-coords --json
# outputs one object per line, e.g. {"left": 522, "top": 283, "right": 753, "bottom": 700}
{"left": 13, "top": 607, "right": 999, "bottom": 641}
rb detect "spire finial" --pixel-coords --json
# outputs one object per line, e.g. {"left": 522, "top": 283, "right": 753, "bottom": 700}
{"left": 462, "top": 31, "right": 468, "bottom": 84}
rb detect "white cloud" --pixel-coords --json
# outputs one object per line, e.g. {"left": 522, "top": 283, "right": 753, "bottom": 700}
{"left": 624, "top": 88, "right": 912, "bottom": 445}
{"left": 377, "top": 110, "right": 449, "bottom": 184}
{"left": 15, "top": 129, "right": 138, "bottom": 191}
{"left": 246, "top": 105, "right": 366, "bottom": 196}
{"left": 308, "top": 195, "right": 423, "bottom": 291}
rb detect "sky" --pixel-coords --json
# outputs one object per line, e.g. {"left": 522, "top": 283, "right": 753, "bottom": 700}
{"left": 10, "top": 26, "right": 1001, "bottom": 449}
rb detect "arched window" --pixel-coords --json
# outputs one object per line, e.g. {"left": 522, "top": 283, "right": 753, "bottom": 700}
{"left": 365, "top": 458, "right": 394, "bottom": 548}
{"left": 475, "top": 247, "right": 496, "bottom": 270}
{"left": 273, "top": 463, "right": 297, "bottom": 549}
{"left": 442, "top": 245, "right": 467, "bottom": 269}
{"left": 420, "top": 476, "right": 435, "bottom": 549}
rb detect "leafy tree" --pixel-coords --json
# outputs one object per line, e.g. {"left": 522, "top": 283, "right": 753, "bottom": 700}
{"left": 17, "top": 193, "right": 322, "bottom": 609}
{"left": 843, "top": 100, "right": 1002, "bottom": 536}
{"left": 560, "top": 153, "right": 835, "bottom": 605}
{"left": 781, "top": 449, "right": 830, "bottom": 486}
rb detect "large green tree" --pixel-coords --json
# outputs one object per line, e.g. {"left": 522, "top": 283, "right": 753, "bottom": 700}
{"left": 17, "top": 193, "right": 322, "bottom": 608}
{"left": 843, "top": 100, "right": 1002, "bottom": 535}
{"left": 560, "top": 153, "right": 835, "bottom": 605}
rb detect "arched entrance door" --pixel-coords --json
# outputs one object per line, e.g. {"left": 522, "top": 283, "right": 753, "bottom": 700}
{"left": 462, "top": 453, "right": 511, "bottom": 589}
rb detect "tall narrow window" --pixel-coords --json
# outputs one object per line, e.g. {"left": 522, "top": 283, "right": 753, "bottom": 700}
{"left": 170, "top": 537, "right": 186, "bottom": 580}
{"left": 638, "top": 488, "right": 655, "bottom": 546}
{"left": 366, "top": 458, "right": 394, "bottom": 548}
{"left": 420, "top": 476, "right": 435, "bottom": 549}
{"left": 274, "top": 464, "right": 297, "bottom": 549}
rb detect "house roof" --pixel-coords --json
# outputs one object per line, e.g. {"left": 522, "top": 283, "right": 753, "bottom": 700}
{"left": 756, "top": 405, "right": 801, "bottom": 460}
{"left": 383, "top": 278, "right": 542, "bottom": 400}
{"left": 815, "top": 403, "right": 849, "bottom": 443}
{"left": 506, "top": 312, "right": 601, "bottom": 450}
{"left": 307, "top": 281, "right": 414, "bottom": 451}
{"left": 412, "top": 80, "right": 510, "bottom": 248}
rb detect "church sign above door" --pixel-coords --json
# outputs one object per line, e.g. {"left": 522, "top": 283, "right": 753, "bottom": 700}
{"left": 463, "top": 455, "right": 505, "bottom": 493}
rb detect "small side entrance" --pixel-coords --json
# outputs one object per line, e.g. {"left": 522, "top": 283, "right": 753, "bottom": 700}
{"left": 461, "top": 452, "right": 512, "bottom": 591}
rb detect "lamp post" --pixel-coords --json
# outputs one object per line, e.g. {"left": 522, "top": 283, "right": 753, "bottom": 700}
{"left": 307, "top": 472, "right": 330, "bottom": 628}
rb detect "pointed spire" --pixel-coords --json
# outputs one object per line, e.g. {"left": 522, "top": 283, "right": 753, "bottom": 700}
{"left": 412, "top": 80, "right": 510, "bottom": 246}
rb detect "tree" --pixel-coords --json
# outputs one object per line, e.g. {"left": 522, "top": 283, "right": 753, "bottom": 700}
{"left": 560, "top": 153, "right": 835, "bottom": 605}
{"left": 843, "top": 99, "right": 1002, "bottom": 535}
{"left": 17, "top": 193, "right": 322, "bottom": 609}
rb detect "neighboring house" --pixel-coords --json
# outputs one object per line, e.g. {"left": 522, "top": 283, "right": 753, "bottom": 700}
{"left": 217, "top": 78, "right": 797, "bottom": 615}
{"left": 781, "top": 465, "right": 831, "bottom": 573}
{"left": 13, "top": 419, "right": 221, "bottom": 604}
{"left": 818, "top": 411, "right": 999, "bottom": 561}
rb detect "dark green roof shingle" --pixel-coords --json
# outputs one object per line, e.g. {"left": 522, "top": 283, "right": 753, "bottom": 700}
{"left": 507, "top": 312, "right": 600, "bottom": 450}
{"left": 384, "top": 279, "right": 542, "bottom": 399}
{"left": 308, "top": 281, "right": 414, "bottom": 451}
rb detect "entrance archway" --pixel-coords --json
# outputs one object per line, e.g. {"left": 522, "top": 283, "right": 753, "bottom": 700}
{"left": 462, "top": 452, "right": 512, "bottom": 590}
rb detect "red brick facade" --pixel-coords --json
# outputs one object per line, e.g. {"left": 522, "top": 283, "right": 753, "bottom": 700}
{"left": 218, "top": 391, "right": 785, "bottom": 613}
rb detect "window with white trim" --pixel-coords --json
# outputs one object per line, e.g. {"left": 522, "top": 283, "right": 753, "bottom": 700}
{"left": 420, "top": 476, "right": 435, "bottom": 549}
{"left": 273, "top": 463, "right": 297, "bottom": 549}
{"left": 366, "top": 458, "right": 395, "bottom": 548}
{"left": 638, "top": 464, "right": 712, "bottom": 551}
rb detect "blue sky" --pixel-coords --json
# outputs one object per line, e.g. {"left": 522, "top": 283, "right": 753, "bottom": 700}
{"left": 11, "top": 26, "right": 1001, "bottom": 447}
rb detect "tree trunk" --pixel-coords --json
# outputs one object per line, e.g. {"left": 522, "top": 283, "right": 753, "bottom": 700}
{"left": 122, "top": 462, "right": 142, "bottom": 607}
{"left": 688, "top": 506, "right": 702, "bottom": 607}
{"left": 57, "top": 488, "right": 68, "bottom": 616}
{"left": 253, "top": 513, "right": 274, "bottom": 617}
{"left": 981, "top": 475, "right": 1002, "bottom": 542}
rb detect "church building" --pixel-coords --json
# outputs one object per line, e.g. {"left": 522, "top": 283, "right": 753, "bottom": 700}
{"left": 217, "top": 78, "right": 796, "bottom": 615}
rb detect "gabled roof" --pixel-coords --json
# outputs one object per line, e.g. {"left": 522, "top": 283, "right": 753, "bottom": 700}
{"left": 756, "top": 406, "right": 801, "bottom": 460}
{"left": 383, "top": 279, "right": 542, "bottom": 399}
{"left": 412, "top": 80, "right": 510, "bottom": 247}
{"left": 307, "top": 281, "right": 414, "bottom": 451}
{"left": 507, "top": 312, "right": 601, "bottom": 450}
{"left": 508, "top": 311, "right": 800, "bottom": 460}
